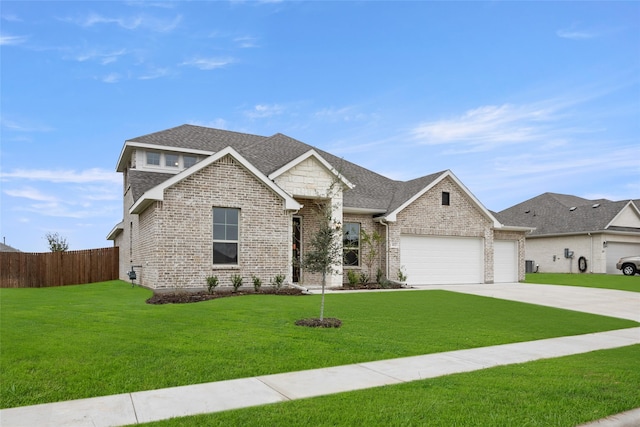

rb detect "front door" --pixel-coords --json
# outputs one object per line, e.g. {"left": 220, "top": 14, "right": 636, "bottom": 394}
{"left": 292, "top": 217, "right": 302, "bottom": 283}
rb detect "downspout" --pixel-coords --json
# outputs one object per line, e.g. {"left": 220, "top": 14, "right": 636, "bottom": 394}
{"left": 379, "top": 218, "right": 389, "bottom": 280}
{"left": 588, "top": 233, "right": 593, "bottom": 273}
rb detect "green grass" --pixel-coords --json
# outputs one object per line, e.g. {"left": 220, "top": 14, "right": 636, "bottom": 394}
{"left": 1, "top": 281, "right": 637, "bottom": 409}
{"left": 140, "top": 345, "right": 640, "bottom": 427}
{"left": 525, "top": 273, "right": 640, "bottom": 292}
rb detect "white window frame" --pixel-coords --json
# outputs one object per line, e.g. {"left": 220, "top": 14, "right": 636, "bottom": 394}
{"left": 212, "top": 207, "right": 240, "bottom": 266}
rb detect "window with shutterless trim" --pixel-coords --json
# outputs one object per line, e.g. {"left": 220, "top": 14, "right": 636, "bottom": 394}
{"left": 442, "top": 191, "right": 450, "bottom": 206}
{"left": 212, "top": 207, "right": 239, "bottom": 265}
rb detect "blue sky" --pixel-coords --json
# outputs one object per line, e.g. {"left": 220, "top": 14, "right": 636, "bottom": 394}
{"left": 1, "top": 1, "right": 639, "bottom": 252}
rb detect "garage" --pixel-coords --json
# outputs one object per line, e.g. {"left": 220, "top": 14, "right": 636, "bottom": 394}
{"left": 606, "top": 242, "right": 640, "bottom": 274}
{"left": 494, "top": 240, "right": 518, "bottom": 283}
{"left": 400, "top": 235, "right": 484, "bottom": 285}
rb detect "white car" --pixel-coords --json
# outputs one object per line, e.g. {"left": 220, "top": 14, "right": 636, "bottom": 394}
{"left": 616, "top": 255, "right": 640, "bottom": 276}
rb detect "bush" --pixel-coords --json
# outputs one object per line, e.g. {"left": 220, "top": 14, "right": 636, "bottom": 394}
{"left": 359, "top": 272, "right": 370, "bottom": 285}
{"left": 231, "top": 274, "right": 243, "bottom": 292}
{"left": 271, "top": 274, "right": 285, "bottom": 291}
{"left": 397, "top": 266, "right": 407, "bottom": 283}
{"left": 252, "top": 275, "right": 262, "bottom": 292}
{"left": 206, "top": 276, "right": 219, "bottom": 294}
{"left": 376, "top": 268, "right": 384, "bottom": 284}
{"left": 346, "top": 270, "right": 359, "bottom": 287}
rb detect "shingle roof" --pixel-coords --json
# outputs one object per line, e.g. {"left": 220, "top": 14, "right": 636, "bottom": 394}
{"left": 495, "top": 192, "right": 638, "bottom": 235}
{"left": 124, "top": 124, "right": 450, "bottom": 215}
{"left": 0, "top": 242, "right": 21, "bottom": 252}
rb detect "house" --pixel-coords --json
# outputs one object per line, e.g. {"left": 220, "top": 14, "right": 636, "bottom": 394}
{"left": 0, "top": 242, "right": 21, "bottom": 252}
{"left": 495, "top": 193, "right": 640, "bottom": 274}
{"left": 107, "top": 124, "right": 531, "bottom": 290}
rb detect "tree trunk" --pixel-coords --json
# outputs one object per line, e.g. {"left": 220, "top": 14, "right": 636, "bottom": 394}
{"left": 320, "top": 270, "right": 326, "bottom": 321}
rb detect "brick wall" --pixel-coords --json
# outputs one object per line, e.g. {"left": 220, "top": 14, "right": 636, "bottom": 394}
{"left": 132, "top": 155, "right": 292, "bottom": 290}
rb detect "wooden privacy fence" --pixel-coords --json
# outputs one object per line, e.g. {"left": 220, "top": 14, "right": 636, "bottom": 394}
{"left": 0, "top": 247, "right": 119, "bottom": 288}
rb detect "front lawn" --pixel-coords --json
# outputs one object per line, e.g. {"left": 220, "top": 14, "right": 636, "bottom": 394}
{"left": 141, "top": 344, "right": 640, "bottom": 427}
{"left": 1, "top": 281, "right": 637, "bottom": 409}
{"left": 525, "top": 273, "right": 640, "bottom": 292}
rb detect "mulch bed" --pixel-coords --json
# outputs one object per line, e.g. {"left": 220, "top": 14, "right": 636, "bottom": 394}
{"left": 295, "top": 317, "right": 342, "bottom": 328}
{"left": 146, "top": 287, "right": 304, "bottom": 304}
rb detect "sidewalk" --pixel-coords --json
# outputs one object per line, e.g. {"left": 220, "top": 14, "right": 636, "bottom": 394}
{"left": 1, "top": 283, "right": 639, "bottom": 427}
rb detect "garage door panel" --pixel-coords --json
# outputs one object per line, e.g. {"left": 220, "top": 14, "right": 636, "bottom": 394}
{"left": 494, "top": 240, "right": 517, "bottom": 283}
{"left": 400, "top": 235, "right": 483, "bottom": 285}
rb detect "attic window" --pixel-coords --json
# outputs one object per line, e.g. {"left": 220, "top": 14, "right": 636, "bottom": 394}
{"left": 442, "top": 192, "right": 450, "bottom": 206}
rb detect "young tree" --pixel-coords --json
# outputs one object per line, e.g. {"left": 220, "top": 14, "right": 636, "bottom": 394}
{"left": 302, "top": 200, "right": 343, "bottom": 322}
{"left": 45, "top": 232, "right": 69, "bottom": 252}
{"left": 360, "top": 228, "right": 383, "bottom": 283}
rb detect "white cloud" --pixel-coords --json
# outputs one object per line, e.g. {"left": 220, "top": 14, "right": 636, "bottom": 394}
{"left": 4, "top": 187, "right": 59, "bottom": 202}
{"left": 2, "top": 14, "right": 23, "bottom": 22}
{"left": 556, "top": 25, "right": 598, "bottom": 40}
{"left": 0, "top": 117, "right": 54, "bottom": 132}
{"left": 138, "top": 67, "right": 171, "bottom": 80}
{"left": 0, "top": 33, "right": 28, "bottom": 46}
{"left": 245, "top": 104, "right": 284, "bottom": 119}
{"left": 101, "top": 73, "right": 122, "bottom": 83}
{"left": 75, "top": 48, "right": 127, "bottom": 64}
{"left": 1, "top": 168, "right": 121, "bottom": 185}
{"left": 234, "top": 35, "right": 259, "bottom": 48}
{"left": 314, "top": 105, "right": 378, "bottom": 123}
{"left": 180, "top": 57, "right": 235, "bottom": 70}
{"left": 65, "top": 12, "right": 181, "bottom": 32}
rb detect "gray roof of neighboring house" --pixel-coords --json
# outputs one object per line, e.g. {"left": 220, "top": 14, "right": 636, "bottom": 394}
{"left": 0, "top": 242, "right": 21, "bottom": 252}
{"left": 125, "top": 124, "right": 449, "bottom": 215}
{"left": 495, "top": 192, "right": 640, "bottom": 236}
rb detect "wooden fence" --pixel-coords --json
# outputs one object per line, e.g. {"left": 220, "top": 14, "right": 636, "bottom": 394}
{"left": 0, "top": 247, "right": 119, "bottom": 288}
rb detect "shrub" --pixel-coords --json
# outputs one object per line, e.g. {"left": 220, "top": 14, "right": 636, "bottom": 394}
{"left": 376, "top": 268, "right": 384, "bottom": 284}
{"left": 397, "top": 266, "right": 408, "bottom": 283}
{"left": 271, "top": 274, "right": 285, "bottom": 291}
{"left": 231, "top": 274, "right": 243, "bottom": 292}
{"left": 359, "top": 272, "right": 370, "bottom": 285}
{"left": 206, "top": 276, "right": 219, "bottom": 294}
{"left": 346, "top": 270, "right": 359, "bottom": 287}
{"left": 252, "top": 275, "right": 262, "bottom": 292}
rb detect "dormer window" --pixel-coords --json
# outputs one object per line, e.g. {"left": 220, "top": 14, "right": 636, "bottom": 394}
{"left": 165, "top": 153, "right": 179, "bottom": 168}
{"left": 146, "top": 151, "right": 160, "bottom": 166}
{"left": 184, "top": 155, "right": 198, "bottom": 169}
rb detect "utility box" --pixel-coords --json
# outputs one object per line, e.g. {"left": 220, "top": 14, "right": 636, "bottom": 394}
{"left": 525, "top": 260, "right": 535, "bottom": 273}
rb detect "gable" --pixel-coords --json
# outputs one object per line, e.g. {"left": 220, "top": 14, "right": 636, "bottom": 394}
{"left": 608, "top": 202, "right": 640, "bottom": 229}
{"left": 130, "top": 147, "right": 301, "bottom": 214}
{"left": 273, "top": 155, "right": 344, "bottom": 199}
{"left": 396, "top": 175, "right": 494, "bottom": 234}
{"left": 384, "top": 170, "right": 500, "bottom": 227}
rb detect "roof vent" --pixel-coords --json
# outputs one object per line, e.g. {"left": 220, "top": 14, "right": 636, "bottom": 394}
{"left": 592, "top": 203, "right": 600, "bottom": 208}
{"left": 569, "top": 207, "right": 577, "bottom": 211}
{"left": 525, "top": 209, "right": 531, "bottom": 214}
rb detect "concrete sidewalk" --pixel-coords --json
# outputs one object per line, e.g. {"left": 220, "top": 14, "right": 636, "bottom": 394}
{"left": 1, "top": 283, "right": 639, "bottom": 427}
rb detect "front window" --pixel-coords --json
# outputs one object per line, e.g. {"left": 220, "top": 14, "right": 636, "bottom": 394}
{"left": 146, "top": 151, "right": 160, "bottom": 166}
{"left": 343, "top": 222, "right": 360, "bottom": 266}
{"left": 213, "top": 207, "right": 239, "bottom": 265}
{"left": 165, "top": 153, "right": 179, "bottom": 168}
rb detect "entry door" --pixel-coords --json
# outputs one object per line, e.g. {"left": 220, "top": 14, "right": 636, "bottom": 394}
{"left": 292, "top": 217, "right": 301, "bottom": 283}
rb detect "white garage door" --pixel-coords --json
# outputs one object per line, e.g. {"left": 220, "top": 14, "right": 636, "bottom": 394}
{"left": 606, "top": 242, "right": 640, "bottom": 274}
{"left": 400, "top": 235, "right": 484, "bottom": 285}
{"left": 494, "top": 240, "right": 518, "bottom": 283}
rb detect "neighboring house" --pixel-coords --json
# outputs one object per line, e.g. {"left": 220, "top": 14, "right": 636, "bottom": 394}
{"left": 107, "top": 124, "right": 531, "bottom": 290}
{"left": 495, "top": 193, "right": 640, "bottom": 274}
{"left": 0, "top": 242, "right": 21, "bottom": 252}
